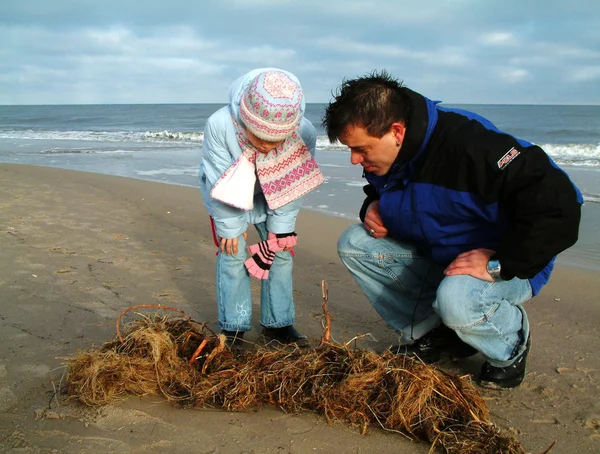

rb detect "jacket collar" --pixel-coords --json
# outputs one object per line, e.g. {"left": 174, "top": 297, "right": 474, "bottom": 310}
{"left": 392, "top": 88, "right": 430, "bottom": 170}
{"left": 363, "top": 88, "right": 436, "bottom": 186}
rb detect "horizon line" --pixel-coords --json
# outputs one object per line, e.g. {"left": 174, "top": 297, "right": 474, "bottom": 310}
{"left": 1, "top": 102, "right": 600, "bottom": 107}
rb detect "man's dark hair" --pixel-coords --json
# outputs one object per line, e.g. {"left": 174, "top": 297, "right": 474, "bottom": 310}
{"left": 322, "top": 70, "right": 411, "bottom": 142}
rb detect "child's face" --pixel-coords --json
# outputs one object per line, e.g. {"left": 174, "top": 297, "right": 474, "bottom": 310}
{"left": 245, "top": 129, "right": 285, "bottom": 154}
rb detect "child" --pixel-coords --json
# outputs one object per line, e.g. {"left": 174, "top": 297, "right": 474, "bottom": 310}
{"left": 199, "top": 68, "right": 324, "bottom": 348}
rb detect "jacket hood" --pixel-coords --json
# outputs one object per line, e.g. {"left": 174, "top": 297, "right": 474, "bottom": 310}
{"left": 393, "top": 88, "right": 439, "bottom": 171}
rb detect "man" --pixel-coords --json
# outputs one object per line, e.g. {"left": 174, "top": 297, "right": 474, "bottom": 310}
{"left": 323, "top": 71, "right": 582, "bottom": 388}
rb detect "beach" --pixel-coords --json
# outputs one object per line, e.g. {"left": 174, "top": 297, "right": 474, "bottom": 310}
{"left": 1, "top": 163, "right": 599, "bottom": 453}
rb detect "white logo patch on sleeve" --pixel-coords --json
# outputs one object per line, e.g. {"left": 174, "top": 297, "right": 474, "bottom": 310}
{"left": 497, "top": 147, "right": 521, "bottom": 169}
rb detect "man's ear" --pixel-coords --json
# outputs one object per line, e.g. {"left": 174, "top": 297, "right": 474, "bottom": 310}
{"left": 390, "top": 122, "right": 406, "bottom": 145}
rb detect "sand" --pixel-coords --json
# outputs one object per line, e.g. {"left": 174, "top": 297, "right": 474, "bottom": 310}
{"left": 0, "top": 163, "right": 599, "bottom": 453}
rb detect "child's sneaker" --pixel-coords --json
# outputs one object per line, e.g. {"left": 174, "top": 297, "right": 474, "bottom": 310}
{"left": 261, "top": 325, "right": 310, "bottom": 348}
{"left": 221, "top": 330, "right": 245, "bottom": 349}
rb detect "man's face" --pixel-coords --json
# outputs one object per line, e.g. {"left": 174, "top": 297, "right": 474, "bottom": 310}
{"left": 338, "top": 124, "right": 405, "bottom": 176}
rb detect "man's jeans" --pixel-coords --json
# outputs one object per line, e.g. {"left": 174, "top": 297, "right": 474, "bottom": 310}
{"left": 337, "top": 224, "right": 532, "bottom": 367}
{"left": 216, "top": 222, "right": 295, "bottom": 332}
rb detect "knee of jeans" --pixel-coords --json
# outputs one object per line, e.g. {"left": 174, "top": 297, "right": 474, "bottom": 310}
{"left": 273, "top": 250, "right": 293, "bottom": 265}
{"left": 434, "top": 276, "right": 480, "bottom": 328}
{"left": 337, "top": 224, "right": 369, "bottom": 256}
{"left": 219, "top": 249, "right": 247, "bottom": 265}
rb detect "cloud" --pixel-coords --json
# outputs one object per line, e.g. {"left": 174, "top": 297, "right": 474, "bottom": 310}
{"left": 481, "top": 32, "right": 518, "bottom": 46}
{"left": 0, "top": 0, "right": 599, "bottom": 104}
{"left": 570, "top": 66, "right": 600, "bottom": 82}
{"left": 499, "top": 68, "right": 531, "bottom": 83}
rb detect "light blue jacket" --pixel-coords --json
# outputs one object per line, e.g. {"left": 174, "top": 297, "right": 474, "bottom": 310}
{"left": 198, "top": 68, "right": 317, "bottom": 239}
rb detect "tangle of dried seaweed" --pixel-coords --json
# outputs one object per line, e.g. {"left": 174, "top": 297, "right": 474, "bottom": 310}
{"left": 62, "top": 284, "right": 532, "bottom": 454}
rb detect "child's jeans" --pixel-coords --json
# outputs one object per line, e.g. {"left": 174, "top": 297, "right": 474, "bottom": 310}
{"left": 216, "top": 222, "right": 295, "bottom": 331}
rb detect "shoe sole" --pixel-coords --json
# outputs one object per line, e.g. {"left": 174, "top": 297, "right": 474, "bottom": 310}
{"left": 478, "top": 376, "right": 525, "bottom": 389}
{"left": 478, "top": 360, "right": 527, "bottom": 389}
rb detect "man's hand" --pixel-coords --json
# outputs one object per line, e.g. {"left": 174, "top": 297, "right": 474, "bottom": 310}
{"left": 364, "top": 200, "right": 388, "bottom": 239}
{"left": 220, "top": 231, "right": 248, "bottom": 255}
{"left": 444, "top": 248, "right": 496, "bottom": 282}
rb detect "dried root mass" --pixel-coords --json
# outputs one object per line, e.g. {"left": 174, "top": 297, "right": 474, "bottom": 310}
{"left": 63, "top": 306, "right": 526, "bottom": 454}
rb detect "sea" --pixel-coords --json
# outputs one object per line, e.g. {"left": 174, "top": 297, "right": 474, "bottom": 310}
{"left": 0, "top": 103, "right": 598, "bottom": 271}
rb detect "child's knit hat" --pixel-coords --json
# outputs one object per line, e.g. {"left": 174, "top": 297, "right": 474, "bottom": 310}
{"left": 239, "top": 70, "right": 303, "bottom": 142}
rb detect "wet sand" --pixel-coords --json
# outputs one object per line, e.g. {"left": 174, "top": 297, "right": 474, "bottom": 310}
{"left": 1, "top": 163, "right": 599, "bottom": 453}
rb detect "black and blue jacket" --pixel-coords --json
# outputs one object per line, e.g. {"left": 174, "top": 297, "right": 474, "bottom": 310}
{"left": 360, "top": 89, "right": 583, "bottom": 296}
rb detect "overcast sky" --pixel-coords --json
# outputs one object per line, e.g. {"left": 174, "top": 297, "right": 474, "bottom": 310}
{"left": 1, "top": 0, "right": 599, "bottom": 105}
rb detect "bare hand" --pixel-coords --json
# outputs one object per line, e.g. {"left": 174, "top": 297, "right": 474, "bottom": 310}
{"left": 220, "top": 231, "right": 248, "bottom": 255}
{"left": 444, "top": 248, "right": 496, "bottom": 282}
{"left": 364, "top": 200, "right": 388, "bottom": 239}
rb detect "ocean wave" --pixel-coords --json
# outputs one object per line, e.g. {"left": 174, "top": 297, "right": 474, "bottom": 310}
{"left": 2, "top": 128, "right": 599, "bottom": 167}
{"left": 318, "top": 163, "right": 349, "bottom": 168}
{"left": 582, "top": 192, "right": 600, "bottom": 204}
{"left": 543, "top": 143, "right": 600, "bottom": 167}
{"left": 317, "top": 140, "right": 600, "bottom": 166}
{"left": 142, "top": 131, "right": 205, "bottom": 142}
{"left": 136, "top": 167, "right": 199, "bottom": 177}
{"left": 0, "top": 129, "right": 205, "bottom": 144}
{"left": 315, "top": 136, "right": 347, "bottom": 151}
{"left": 40, "top": 147, "right": 134, "bottom": 154}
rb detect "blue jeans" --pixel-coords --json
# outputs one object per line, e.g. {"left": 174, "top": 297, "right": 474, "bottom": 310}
{"left": 337, "top": 224, "right": 532, "bottom": 367}
{"left": 216, "top": 222, "right": 295, "bottom": 332}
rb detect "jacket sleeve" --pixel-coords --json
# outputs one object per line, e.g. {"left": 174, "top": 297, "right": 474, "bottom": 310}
{"left": 265, "top": 118, "right": 318, "bottom": 234}
{"left": 359, "top": 184, "right": 380, "bottom": 222}
{"left": 301, "top": 118, "right": 317, "bottom": 157}
{"left": 200, "top": 114, "right": 248, "bottom": 239}
{"left": 467, "top": 131, "right": 582, "bottom": 280}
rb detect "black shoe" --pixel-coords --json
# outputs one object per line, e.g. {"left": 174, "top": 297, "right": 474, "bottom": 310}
{"left": 221, "top": 330, "right": 245, "bottom": 349}
{"left": 479, "top": 336, "right": 531, "bottom": 389}
{"left": 389, "top": 324, "right": 477, "bottom": 364}
{"left": 261, "top": 325, "right": 310, "bottom": 348}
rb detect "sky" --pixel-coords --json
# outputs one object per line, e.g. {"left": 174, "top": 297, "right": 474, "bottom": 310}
{"left": 1, "top": 0, "right": 599, "bottom": 105}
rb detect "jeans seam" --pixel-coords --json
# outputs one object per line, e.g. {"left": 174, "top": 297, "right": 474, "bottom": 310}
{"left": 446, "top": 301, "right": 500, "bottom": 331}
{"left": 338, "top": 251, "right": 419, "bottom": 261}
{"left": 380, "top": 263, "right": 407, "bottom": 292}
{"left": 341, "top": 252, "right": 431, "bottom": 297}
{"left": 449, "top": 302, "right": 516, "bottom": 355}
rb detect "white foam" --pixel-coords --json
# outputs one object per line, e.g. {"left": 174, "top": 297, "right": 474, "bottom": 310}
{"left": 0, "top": 129, "right": 205, "bottom": 144}
{"left": 316, "top": 137, "right": 348, "bottom": 151}
{"left": 543, "top": 143, "right": 600, "bottom": 167}
{"left": 3, "top": 128, "right": 598, "bottom": 168}
{"left": 136, "top": 167, "right": 198, "bottom": 176}
{"left": 40, "top": 147, "right": 132, "bottom": 154}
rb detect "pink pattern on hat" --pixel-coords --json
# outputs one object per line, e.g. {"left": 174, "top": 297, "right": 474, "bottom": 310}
{"left": 239, "top": 70, "right": 303, "bottom": 142}
{"left": 262, "top": 71, "right": 298, "bottom": 99}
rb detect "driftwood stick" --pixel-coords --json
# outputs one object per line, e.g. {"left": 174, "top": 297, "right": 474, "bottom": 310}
{"left": 321, "top": 280, "right": 331, "bottom": 344}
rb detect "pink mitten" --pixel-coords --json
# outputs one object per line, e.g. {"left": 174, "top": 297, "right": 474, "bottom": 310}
{"left": 245, "top": 239, "right": 276, "bottom": 279}
{"left": 271, "top": 232, "right": 298, "bottom": 250}
{"left": 245, "top": 232, "right": 298, "bottom": 280}
{"left": 244, "top": 257, "right": 270, "bottom": 280}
